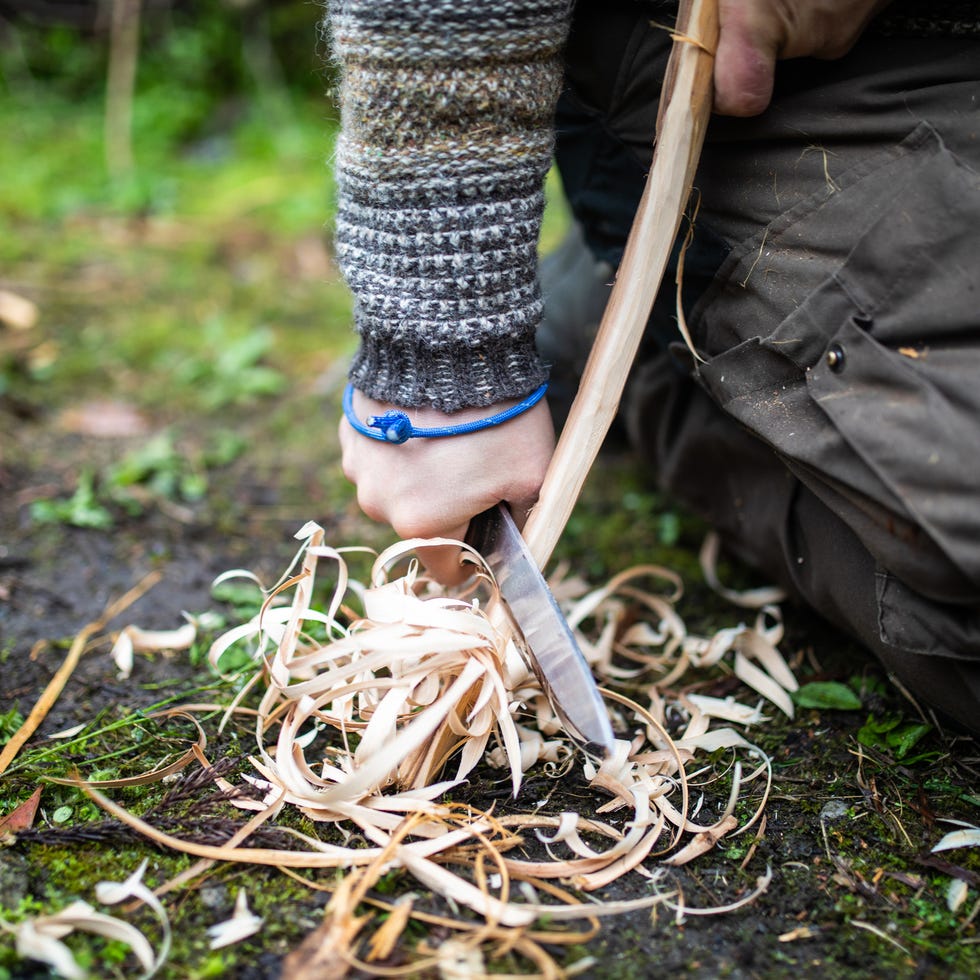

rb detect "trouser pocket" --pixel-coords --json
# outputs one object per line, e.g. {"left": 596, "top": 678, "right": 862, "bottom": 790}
{"left": 697, "top": 124, "right": 980, "bottom": 619}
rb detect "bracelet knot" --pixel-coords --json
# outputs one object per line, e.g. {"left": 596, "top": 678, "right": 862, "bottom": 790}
{"left": 366, "top": 410, "right": 414, "bottom": 444}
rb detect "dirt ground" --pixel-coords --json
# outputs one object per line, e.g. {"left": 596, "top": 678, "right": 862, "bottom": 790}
{"left": 2, "top": 412, "right": 980, "bottom": 978}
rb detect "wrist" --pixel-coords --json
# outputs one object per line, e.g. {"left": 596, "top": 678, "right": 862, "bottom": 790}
{"left": 344, "top": 384, "right": 549, "bottom": 444}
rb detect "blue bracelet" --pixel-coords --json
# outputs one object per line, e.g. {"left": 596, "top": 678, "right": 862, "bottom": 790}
{"left": 343, "top": 382, "right": 549, "bottom": 445}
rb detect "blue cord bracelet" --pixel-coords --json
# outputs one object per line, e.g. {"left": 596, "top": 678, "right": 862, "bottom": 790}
{"left": 343, "top": 382, "right": 549, "bottom": 445}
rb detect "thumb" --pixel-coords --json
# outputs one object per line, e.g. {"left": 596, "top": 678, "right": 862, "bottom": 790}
{"left": 713, "top": 3, "right": 780, "bottom": 117}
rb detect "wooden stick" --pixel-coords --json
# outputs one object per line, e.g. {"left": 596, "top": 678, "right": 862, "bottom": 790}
{"left": 523, "top": 0, "right": 719, "bottom": 569}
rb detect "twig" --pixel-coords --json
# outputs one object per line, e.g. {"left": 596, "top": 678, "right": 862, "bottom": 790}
{"left": 675, "top": 192, "right": 706, "bottom": 364}
{"left": 0, "top": 570, "right": 161, "bottom": 777}
{"left": 738, "top": 228, "right": 768, "bottom": 288}
{"left": 850, "top": 919, "right": 910, "bottom": 955}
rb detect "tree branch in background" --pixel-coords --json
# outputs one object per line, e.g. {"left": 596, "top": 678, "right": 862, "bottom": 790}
{"left": 105, "top": 0, "right": 140, "bottom": 180}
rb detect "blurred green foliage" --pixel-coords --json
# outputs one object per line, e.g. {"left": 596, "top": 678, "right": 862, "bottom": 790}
{"left": 0, "top": 0, "right": 336, "bottom": 218}
{"left": 0, "top": 0, "right": 352, "bottom": 410}
{"left": 1, "top": 0, "right": 331, "bottom": 103}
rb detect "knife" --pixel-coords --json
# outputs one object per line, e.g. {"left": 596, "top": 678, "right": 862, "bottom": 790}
{"left": 463, "top": 0, "right": 718, "bottom": 758}
{"left": 466, "top": 503, "right": 614, "bottom": 758}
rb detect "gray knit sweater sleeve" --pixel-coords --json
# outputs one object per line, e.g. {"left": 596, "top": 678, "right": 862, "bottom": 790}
{"left": 329, "top": 0, "right": 570, "bottom": 413}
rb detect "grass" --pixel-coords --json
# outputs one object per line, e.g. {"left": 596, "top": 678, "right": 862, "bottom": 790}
{"left": 0, "top": 83, "right": 350, "bottom": 413}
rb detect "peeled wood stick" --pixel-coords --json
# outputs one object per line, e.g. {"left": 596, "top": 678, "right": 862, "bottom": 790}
{"left": 523, "top": 0, "right": 719, "bottom": 569}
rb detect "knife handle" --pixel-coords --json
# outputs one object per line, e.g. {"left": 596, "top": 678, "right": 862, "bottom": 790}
{"left": 522, "top": 0, "right": 719, "bottom": 569}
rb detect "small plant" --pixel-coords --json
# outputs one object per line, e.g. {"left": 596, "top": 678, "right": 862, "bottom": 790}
{"left": 793, "top": 681, "right": 862, "bottom": 711}
{"left": 107, "top": 431, "right": 207, "bottom": 505}
{"left": 0, "top": 706, "right": 25, "bottom": 740}
{"left": 30, "top": 470, "right": 114, "bottom": 530}
{"left": 28, "top": 431, "right": 224, "bottom": 529}
{"left": 858, "top": 712, "right": 934, "bottom": 762}
{"left": 171, "top": 319, "right": 285, "bottom": 410}
{"left": 657, "top": 510, "right": 681, "bottom": 546}
{"left": 210, "top": 581, "right": 264, "bottom": 617}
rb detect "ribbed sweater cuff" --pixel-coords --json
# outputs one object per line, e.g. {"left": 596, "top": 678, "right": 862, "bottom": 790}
{"left": 348, "top": 329, "right": 550, "bottom": 413}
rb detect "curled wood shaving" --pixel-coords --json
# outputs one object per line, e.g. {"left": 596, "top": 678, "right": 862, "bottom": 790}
{"left": 94, "top": 858, "right": 171, "bottom": 972}
{"left": 0, "top": 289, "right": 40, "bottom": 330}
{"left": 0, "top": 860, "right": 169, "bottom": 980}
{"left": 207, "top": 889, "right": 263, "bottom": 949}
{"left": 3, "top": 901, "right": 156, "bottom": 980}
{"left": 76, "top": 520, "right": 798, "bottom": 975}
{"left": 933, "top": 822, "right": 980, "bottom": 852}
{"left": 700, "top": 532, "right": 786, "bottom": 608}
{"left": 111, "top": 621, "right": 196, "bottom": 680}
{"left": 947, "top": 878, "right": 970, "bottom": 913}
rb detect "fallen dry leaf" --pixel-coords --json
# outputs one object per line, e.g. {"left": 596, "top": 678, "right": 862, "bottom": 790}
{"left": 0, "top": 289, "right": 39, "bottom": 330}
{"left": 57, "top": 400, "right": 150, "bottom": 438}
{"left": 365, "top": 894, "right": 413, "bottom": 962}
{"left": 280, "top": 875, "right": 370, "bottom": 980}
{"left": 0, "top": 787, "right": 43, "bottom": 837}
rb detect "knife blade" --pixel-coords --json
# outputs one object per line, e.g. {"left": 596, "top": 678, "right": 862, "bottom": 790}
{"left": 466, "top": 503, "right": 615, "bottom": 759}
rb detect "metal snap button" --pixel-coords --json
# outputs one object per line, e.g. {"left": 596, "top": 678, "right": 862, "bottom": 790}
{"left": 826, "top": 343, "right": 845, "bottom": 372}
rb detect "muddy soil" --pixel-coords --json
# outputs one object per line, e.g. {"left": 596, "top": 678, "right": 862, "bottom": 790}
{"left": 2, "top": 420, "right": 979, "bottom": 980}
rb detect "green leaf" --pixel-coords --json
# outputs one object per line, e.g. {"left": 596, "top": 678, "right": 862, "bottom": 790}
{"left": 657, "top": 511, "right": 681, "bottom": 547}
{"left": 30, "top": 470, "right": 114, "bottom": 530}
{"left": 857, "top": 712, "right": 933, "bottom": 760}
{"left": 204, "top": 431, "right": 247, "bottom": 467}
{"left": 793, "top": 681, "right": 862, "bottom": 711}
{"left": 888, "top": 722, "right": 932, "bottom": 760}
{"left": 861, "top": 713, "right": 903, "bottom": 736}
{"left": 212, "top": 581, "right": 264, "bottom": 614}
{"left": 0, "top": 705, "right": 25, "bottom": 738}
{"left": 179, "top": 472, "right": 208, "bottom": 501}
{"left": 107, "top": 432, "right": 178, "bottom": 488}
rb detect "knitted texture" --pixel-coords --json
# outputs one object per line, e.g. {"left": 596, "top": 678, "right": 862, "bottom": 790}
{"left": 329, "top": 0, "right": 571, "bottom": 412}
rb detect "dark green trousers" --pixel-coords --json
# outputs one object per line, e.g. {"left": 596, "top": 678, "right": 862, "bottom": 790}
{"left": 555, "top": 1, "right": 980, "bottom": 731}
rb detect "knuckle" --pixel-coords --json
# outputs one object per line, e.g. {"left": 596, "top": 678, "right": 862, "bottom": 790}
{"left": 390, "top": 511, "right": 438, "bottom": 540}
{"left": 389, "top": 500, "right": 460, "bottom": 541}
{"left": 356, "top": 486, "right": 389, "bottom": 524}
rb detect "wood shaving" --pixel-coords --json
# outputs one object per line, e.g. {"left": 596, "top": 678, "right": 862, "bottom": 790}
{"left": 69, "top": 521, "right": 800, "bottom": 975}
{"left": 207, "top": 889, "right": 264, "bottom": 949}
{"left": 0, "top": 860, "right": 169, "bottom": 980}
